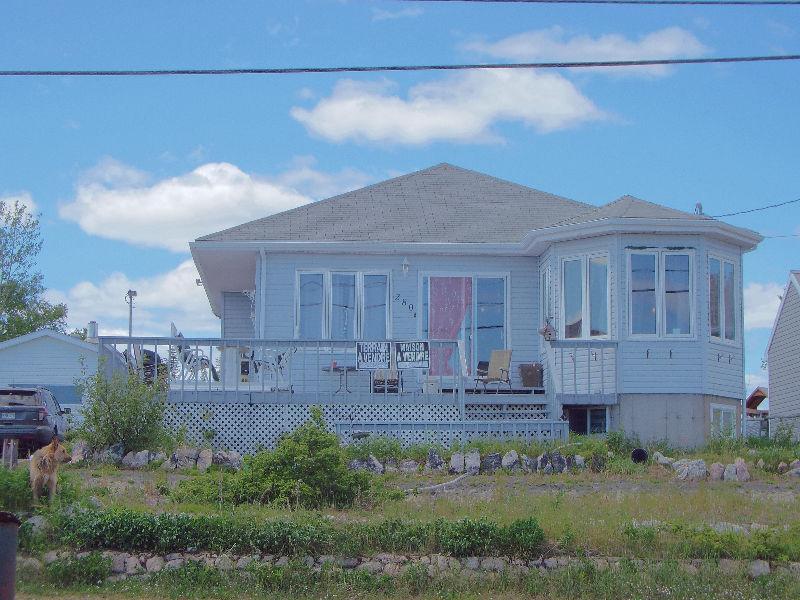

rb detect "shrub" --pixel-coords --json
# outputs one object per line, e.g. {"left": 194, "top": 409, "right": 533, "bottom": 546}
{"left": 345, "top": 436, "right": 402, "bottom": 464}
{"left": 173, "top": 407, "right": 371, "bottom": 508}
{"left": 44, "top": 552, "right": 111, "bottom": 585}
{"left": 76, "top": 368, "right": 168, "bottom": 452}
{"left": 505, "top": 517, "right": 546, "bottom": 558}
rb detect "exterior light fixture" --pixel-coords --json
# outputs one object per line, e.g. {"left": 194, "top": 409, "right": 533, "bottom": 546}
{"left": 401, "top": 257, "right": 410, "bottom": 276}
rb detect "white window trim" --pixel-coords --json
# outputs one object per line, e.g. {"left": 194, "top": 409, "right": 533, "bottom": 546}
{"left": 294, "top": 270, "right": 392, "bottom": 340}
{"left": 417, "top": 271, "right": 511, "bottom": 374}
{"left": 710, "top": 402, "right": 737, "bottom": 436}
{"left": 540, "top": 265, "right": 552, "bottom": 327}
{"left": 708, "top": 254, "right": 740, "bottom": 346}
{"left": 559, "top": 252, "right": 611, "bottom": 340}
{"left": 627, "top": 249, "right": 696, "bottom": 340}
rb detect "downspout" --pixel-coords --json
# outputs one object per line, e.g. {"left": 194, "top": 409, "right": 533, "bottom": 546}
{"left": 259, "top": 248, "right": 267, "bottom": 338}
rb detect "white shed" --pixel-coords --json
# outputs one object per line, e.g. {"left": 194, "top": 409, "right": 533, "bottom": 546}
{"left": 766, "top": 271, "right": 800, "bottom": 439}
{"left": 0, "top": 330, "right": 99, "bottom": 410}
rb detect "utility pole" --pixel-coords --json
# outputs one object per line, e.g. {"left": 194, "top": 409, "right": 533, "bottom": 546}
{"left": 125, "top": 289, "right": 137, "bottom": 337}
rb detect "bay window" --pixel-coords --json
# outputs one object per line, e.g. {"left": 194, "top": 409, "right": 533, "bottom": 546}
{"left": 561, "top": 254, "right": 609, "bottom": 339}
{"left": 295, "top": 272, "right": 389, "bottom": 339}
{"left": 628, "top": 250, "right": 693, "bottom": 337}
{"left": 709, "top": 257, "right": 737, "bottom": 342}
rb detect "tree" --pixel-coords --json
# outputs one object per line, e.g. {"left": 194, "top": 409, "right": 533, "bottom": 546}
{"left": 0, "top": 199, "right": 67, "bottom": 341}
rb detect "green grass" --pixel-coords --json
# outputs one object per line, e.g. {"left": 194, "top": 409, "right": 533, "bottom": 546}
{"left": 17, "top": 560, "right": 800, "bottom": 600}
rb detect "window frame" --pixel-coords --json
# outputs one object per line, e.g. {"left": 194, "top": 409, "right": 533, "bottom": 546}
{"left": 710, "top": 402, "right": 737, "bottom": 437}
{"left": 708, "top": 254, "right": 739, "bottom": 345}
{"left": 626, "top": 249, "right": 696, "bottom": 340}
{"left": 559, "top": 252, "right": 611, "bottom": 340}
{"left": 418, "top": 271, "right": 511, "bottom": 375}
{"left": 294, "top": 270, "right": 392, "bottom": 340}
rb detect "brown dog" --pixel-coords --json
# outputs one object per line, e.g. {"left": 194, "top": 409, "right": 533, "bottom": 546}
{"left": 29, "top": 437, "right": 71, "bottom": 503}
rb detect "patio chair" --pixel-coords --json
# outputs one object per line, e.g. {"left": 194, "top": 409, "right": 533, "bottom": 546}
{"left": 473, "top": 350, "right": 513, "bottom": 393}
{"left": 372, "top": 368, "right": 400, "bottom": 393}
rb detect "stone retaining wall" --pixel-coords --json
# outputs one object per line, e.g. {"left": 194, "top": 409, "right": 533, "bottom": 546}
{"left": 19, "top": 551, "right": 800, "bottom": 582}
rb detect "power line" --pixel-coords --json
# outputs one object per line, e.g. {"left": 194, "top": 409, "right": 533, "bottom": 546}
{"left": 1, "top": 54, "right": 799, "bottom": 77}
{"left": 711, "top": 197, "right": 800, "bottom": 218}
{"left": 403, "top": 0, "right": 800, "bottom": 4}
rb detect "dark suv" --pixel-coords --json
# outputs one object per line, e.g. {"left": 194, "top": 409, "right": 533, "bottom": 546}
{"left": 0, "top": 387, "right": 70, "bottom": 452}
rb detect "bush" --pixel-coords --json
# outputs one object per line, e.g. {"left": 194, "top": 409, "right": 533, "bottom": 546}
{"left": 56, "top": 506, "right": 547, "bottom": 558}
{"left": 173, "top": 407, "right": 371, "bottom": 508}
{"left": 76, "top": 368, "right": 168, "bottom": 452}
{"left": 345, "top": 436, "right": 402, "bottom": 464}
{"left": 44, "top": 552, "right": 111, "bottom": 585}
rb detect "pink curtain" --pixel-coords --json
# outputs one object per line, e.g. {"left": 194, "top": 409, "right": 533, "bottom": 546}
{"left": 429, "top": 277, "right": 472, "bottom": 375}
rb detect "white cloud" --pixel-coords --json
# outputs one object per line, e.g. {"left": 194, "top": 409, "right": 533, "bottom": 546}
{"left": 59, "top": 158, "right": 368, "bottom": 252}
{"left": 744, "top": 281, "right": 784, "bottom": 330}
{"left": 372, "top": 7, "right": 423, "bottom": 21}
{"left": 0, "top": 191, "right": 38, "bottom": 215}
{"left": 46, "top": 260, "right": 217, "bottom": 337}
{"left": 291, "top": 69, "right": 604, "bottom": 145}
{"left": 465, "top": 26, "right": 709, "bottom": 77}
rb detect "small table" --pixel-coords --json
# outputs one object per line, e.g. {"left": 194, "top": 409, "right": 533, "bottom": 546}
{"left": 322, "top": 365, "right": 358, "bottom": 394}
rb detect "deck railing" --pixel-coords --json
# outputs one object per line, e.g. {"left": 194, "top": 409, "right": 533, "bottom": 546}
{"left": 98, "top": 337, "right": 466, "bottom": 411}
{"left": 546, "top": 339, "right": 618, "bottom": 404}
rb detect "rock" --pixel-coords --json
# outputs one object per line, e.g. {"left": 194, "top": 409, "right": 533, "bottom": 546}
{"left": 549, "top": 451, "right": 567, "bottom": 473}
{"left": 161, "top": 457, "right": 177, "bottom": 471}
{"left": 17, "top": 557, "right": 43, "bottom": 573}
{"left": 348, "top": 455, "right": 384, "bottom": 474}
{"left": 756, "top": 458, "right": 765, "bottom": 470}
{"left": 212, "top": 450, "right": 243, "bottom": 471}
{"left": 150, "top": 451, "right": 167, "bottom": 464}
{"left": 164, "top": 558, "right": 185, "bottom": 570}
{"left": 785, "top": 468, "right": 800, "bottom": 478}
{"left": 501, "top": 450, "right": 520, "bottom": 471}
{"left": 735, "top": 458, "right": 751, "bottom": 482}
{"left": 196, "top": 449, "right": 213, "bottom": 473}
{"left": 124, "top": 555, "right": 143, "bottom": 575}
{"left": 145, "top": 556, "right": 164, "bottom": 573}
{"left": 723, "top": 464, "right": 738, "bottom": 481}
{"left": 399, "top": 459, "right": 418, "bottom": 473}
{"left": 778, "top": 462, "right": 789, "bottom": 474}
{"left": 521, "top": 454, "right": 536, "bottom": 473}
{"left": 481, "top": 452, "right": 502, "bottom": 474}
{"left": 236, "top": 555, "right": 257, "bottom": 569}
{"left": 106, "top": 574, "right": 128, "bottom": 583}
{"left": 573, "top": 454, "right": 586, "bottom": 469}
{"left": 173, "top": 447, "right": 199, "bottom": 469}
{"left": 673, "top": 459, "right": 708, "bottom": 481}
{"left": 448, "top": 452, "right": 465, "bottom": 474}
{"left": 339, "top": 557, "right": 359, "bottom": 569}
{"left": 357, "top": 561, "right": 384, "bottom": 575}
{"left": 464, "top": 451, "right": 481, "bottom": 475}
{"left": 215, "top": 555, "right": 235, "bottom": 570}
{"left": 709, "top": 463, "right": 725, "bottom": 481}
{"left": 274, "top": 556, "right": 289, "bottom": 568}
{"left": 25, "top": 515, "right": 49, "bottom": 536}
{"left": 43, "top": 550, "right": 64, "bottom": 565}
{"left": 164, "top": 553, "right": 183, "bottom": 562}
{"left": 123, "top": 450, "right": 152, "bottom": 469}
{"left": 653, "top": 451, "right": 674, "bottom": 466}
{"left": 589, "top": 454, "right": 606, "bottom": 473}
{"left": 791, "top": 459, "right": 800, "bottom": 470}
{"left": 70, "top": 439, "right": 90, "bottom": 464}
{"left": 97, "top": 443, "right": 125, "bottom": 465}
{"left": 425, "top": 448, "right": 445, "bottom": 472}
{"left": 110, "top": 553, "right": 128, "bottom": 574}
{"left": 718, "top": 558, "right": 740, "bottom": 574}
{"left": 748, "top": 559, "right": 770, "bottom": 578}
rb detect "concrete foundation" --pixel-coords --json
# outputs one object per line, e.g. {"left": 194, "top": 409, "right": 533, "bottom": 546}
{"left": 610, "top": 394, "right": 742, "bottom": 448}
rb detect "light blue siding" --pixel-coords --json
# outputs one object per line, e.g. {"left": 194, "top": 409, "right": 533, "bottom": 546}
{"left": 221, "top": 292, "right": 254, "bottom": 338}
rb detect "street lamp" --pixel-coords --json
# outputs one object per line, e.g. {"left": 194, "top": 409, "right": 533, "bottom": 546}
{"left": 125, "top": 290, "right": 137, "bottom": 338}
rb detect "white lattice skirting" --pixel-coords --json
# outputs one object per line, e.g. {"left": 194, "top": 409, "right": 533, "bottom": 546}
{"left": 164, "top": 402, "right": 461, "bottom": 454}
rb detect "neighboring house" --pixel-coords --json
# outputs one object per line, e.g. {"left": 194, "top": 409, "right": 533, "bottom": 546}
{"left": 744, "top": 386, "right": 768, "bottom": 438}
{"left": 766, "top": 271, "right": 800, "bottom": 439}
{"left": 0, "top": 329, "right": 98, "bottom": 414}
{"left": 101, "top": 164, "right": 761, "bottom": 451}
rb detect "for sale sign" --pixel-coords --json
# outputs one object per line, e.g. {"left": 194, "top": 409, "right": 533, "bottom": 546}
{"left": 356, "top": 342, "right": 391, "bottom": 370}
{"left": 393, "top": 341, "right": 430, "bottom": 369}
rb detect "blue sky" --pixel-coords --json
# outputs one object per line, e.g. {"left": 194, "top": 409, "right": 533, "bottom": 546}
{"left": 1, "top": 0, "right": 798, "bottom": 393}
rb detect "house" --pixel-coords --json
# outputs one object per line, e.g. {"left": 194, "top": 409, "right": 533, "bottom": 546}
{"left": 100, "top": 164, "right": 761, "bottom": 451}
{"left": 744, "top": 386, "right": 768, "bottom": 438}
{"left": 766, "top": 271, "right": 800, "bottom": 440}
{"left": 0, "top": 328, "right": 99, "bottom": 414}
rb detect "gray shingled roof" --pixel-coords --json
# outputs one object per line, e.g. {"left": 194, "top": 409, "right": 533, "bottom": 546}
{"left": 196, "top": 164, "right": 704, "bottom": 244}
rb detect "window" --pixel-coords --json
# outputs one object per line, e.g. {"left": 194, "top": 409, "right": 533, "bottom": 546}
{"left": 561, "top": 254, "right": 609, "bottom": 339}
{"left": 711, "top": 404, "right": 737, "bottom": 437}
{"left": 295, "top": 272, "right": 390, "bottom": 339}
{"left": 421, "top": 274, "right": 507, "bottom": 374}
{"left": 709, "top": 257, "right": 737, "bottom": 342}
{"left": 628, "top": 251, "right": 693, "bottom": 337}
{"left": 566, "top": 406, "right": 608, "bottom": 435}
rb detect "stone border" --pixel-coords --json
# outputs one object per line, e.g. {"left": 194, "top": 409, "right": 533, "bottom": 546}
{"left": 18, "top": 551, "right": 800, "bottom": 582}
